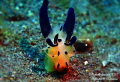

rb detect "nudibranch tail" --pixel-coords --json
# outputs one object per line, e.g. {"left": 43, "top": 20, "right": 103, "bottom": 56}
{"left": 39, "top": 0, "right": 52, "bottom": 38}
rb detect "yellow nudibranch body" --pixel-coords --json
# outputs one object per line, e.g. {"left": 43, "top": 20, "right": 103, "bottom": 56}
{"left": 44, "top": 29, "right": 76, "bottom": 72}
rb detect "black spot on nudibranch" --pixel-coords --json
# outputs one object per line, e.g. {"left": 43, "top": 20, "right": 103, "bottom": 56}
{"left": 40, "top": 59, "right": 44, "bottom": 61}
{"left": 73, "top": 50, "right": 75, "bottom": 52}
{"left": 52, "top": 55, "right": 54, "bottom": 57}
{"left": 58, "top": 39, "right": 62, "bottom": 42}
{"left": 66, "top": 62, "right": 68, "bottom": 67}
{"left": 65, "top": 51, "right": 68, "bottom": 55}
{"left": 58, "top": 51, "right": 60, "bottom": 56}
{"left": 57, "top": 63, "right": 60, "bottom": 69}
{"left": 54, "top": 34, "right": 58, "bottom": 45}
{"left": 60, "top": 26, "right": 62, "bottom": 31}
{"left": 46, "top": 49, "right": 48, "bottom": 53}
{"left": 48, "top": 47, "right": 50, "bottom": 48}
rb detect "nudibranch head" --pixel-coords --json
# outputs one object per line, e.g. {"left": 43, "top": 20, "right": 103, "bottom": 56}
{"left": 39, "top": 0, "right": 77, "bottom": 72}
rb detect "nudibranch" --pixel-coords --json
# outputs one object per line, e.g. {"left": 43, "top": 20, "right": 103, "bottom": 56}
{"left": 39, "top": 0, "right": 77, "bottom": 72}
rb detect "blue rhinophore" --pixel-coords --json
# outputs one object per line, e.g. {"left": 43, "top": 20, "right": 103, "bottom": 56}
{"left": 63, "top": 7, "right": 75, "bottom": 37}
{"left": 39, "top": 0, "right": 52, "bottom": 38}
